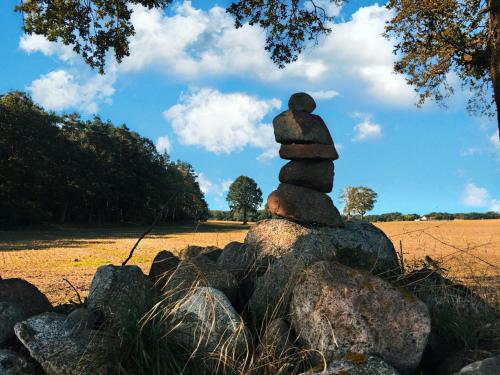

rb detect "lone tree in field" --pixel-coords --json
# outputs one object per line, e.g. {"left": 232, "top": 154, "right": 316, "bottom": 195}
{"left": 340, "top": 186, "right": 378, "bottom": 220}
{"left": 226, "top": 176, "right": 263, "bottom": 225}
{"left": 386, "top": 0, "right": 500, "bottom": 136}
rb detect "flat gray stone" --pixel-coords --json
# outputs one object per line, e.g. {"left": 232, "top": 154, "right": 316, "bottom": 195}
{"left": 301, "top": 355, "right": 399, "bottom": 375}
{"left": 279, "top": 160, "right": 334, "bottom": 193}
{"left": 273, "top": 110, "right": 332, "bottom": 145}
{"left": 14, "top": 313, "right": 114, "bottom": 374}
{"left": 454, "top": 355, "right": 500, "bottom": 375}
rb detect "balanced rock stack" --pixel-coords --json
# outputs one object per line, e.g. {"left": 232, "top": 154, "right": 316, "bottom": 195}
{"left": 267, "top": 92, "right": 343, "bottom": 227}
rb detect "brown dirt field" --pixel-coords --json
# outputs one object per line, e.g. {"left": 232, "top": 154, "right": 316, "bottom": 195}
{"left": 1, "top": 219, "right": 499, "bottom": 305}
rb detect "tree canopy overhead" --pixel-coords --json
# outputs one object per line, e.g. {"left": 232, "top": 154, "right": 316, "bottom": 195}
{"left": 14, "top": 1, "right": 500, "bottom": 133}
{"left": 385, "top": 0, "right": 500, "bottom": 135}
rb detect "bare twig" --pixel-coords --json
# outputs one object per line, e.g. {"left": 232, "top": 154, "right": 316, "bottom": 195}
{"left": 63, "top": 278, "right": 83, "bottom": 304}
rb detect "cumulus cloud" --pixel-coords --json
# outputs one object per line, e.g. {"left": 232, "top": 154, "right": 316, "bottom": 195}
{"left": 19, "top": 34, "right": 75, "bottom": 62}
{"left": 461, "top": 183, "right": 489, "bottom": 207}
{"left": 352, "top": 113, "right": 382, "bottom": 142}
{"left": 163, "top": 88, "right": 281, "bottom": 158}
{"left": 197, "top": 173, "right": 232, "bottom": 197}
{"left": 27, "top": 70, "right": 115, "bottom": 113}
{"left": 20, "top": 1, "right": 414, "bottom": 110}
{"left": 156, "top": 136, "right": 172, "bottom": 153}
{"left": 307, "top": 90, "right": 340, "bottom": 100}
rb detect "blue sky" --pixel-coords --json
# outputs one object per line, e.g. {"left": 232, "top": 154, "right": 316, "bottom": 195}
{"left": 1, "top": 0, "right": 499, "bottom": 214}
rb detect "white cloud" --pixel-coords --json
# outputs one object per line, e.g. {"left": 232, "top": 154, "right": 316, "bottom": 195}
{"left": 490, "top": 131, "right": 500, "bottom": 150}
{"left": 27, "top": 70, "right": 115, "bottom": 113}
{"left": 352, "top": 113, "right": 382, "bottom": 142}
{"left": 490, "top": 199, "right": 500, "bottom": 213}
{"left": 197, "top": 173, "right": 232, "bottom": 197}
{"left": 163, "top": 88, "right": 281, "bottom": 158}
{"left": 460, "top": 147, "right": 482, "bottom": 157}
{"left": 156, "top": 136, "right": 172, "bottom": 153}
{"left": 19, "top": 34, "right": 75, "bottom": 62}
{"left": 461, "top": 183, "right": 489, "bottom": 207}
{"left": 307, "top": 90, "right": 340, "bottom": 100}
{"left": 20, "top": 2, "right": 414, "bottom": 110}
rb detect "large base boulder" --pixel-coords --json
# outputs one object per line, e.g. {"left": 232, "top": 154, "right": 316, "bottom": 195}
{"left": 244, "top": 219, "right": 400, "bottom": 320}
{"left": 291, "top": 261, "right": 430, "bottom": 373}
{"left": 170, "top": 287, "right": 252, "bottom": 369}
{"left": 87, "top": 265, "right": 152, "bottom": 328}
{"left": 267, "top": 184, "right": 343, "bottom": 227}
{"left": 14, "top": 313, "right": 114, "bottom": 375}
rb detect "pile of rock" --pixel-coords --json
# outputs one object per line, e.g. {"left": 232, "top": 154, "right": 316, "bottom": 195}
{"left": 267, "top": 92, "right": 343, "bottom": 227}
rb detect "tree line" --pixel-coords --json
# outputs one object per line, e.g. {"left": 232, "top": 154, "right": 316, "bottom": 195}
{"left": 0, "top": 91, "right": 208, "bottom": 226}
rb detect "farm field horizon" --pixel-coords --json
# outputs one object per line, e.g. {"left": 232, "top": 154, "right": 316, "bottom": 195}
{"left": 1, "top": 219, "right": 499, "bottom": 306}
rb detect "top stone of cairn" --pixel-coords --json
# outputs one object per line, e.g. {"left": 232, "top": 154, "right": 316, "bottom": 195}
{"left": 288, "top": 92, "right": 316, "bottom": 113}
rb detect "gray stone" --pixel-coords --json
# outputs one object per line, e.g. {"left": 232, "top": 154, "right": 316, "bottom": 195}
{"left": 244, "top": 219, "right": 399, "bottom": 321}
{"left": 14, "top": 313, "right": 114, "bottom": 374}
{"left": 0, "top": 301, "right": 25, "bottom": 345}
{"left": 64, "top": 308, "right": 103, "bottom": 332}
{"left": 259, "top": 318, "right": 295, "bottom": 358}
{"left": 170, "top": 287, "right": 251, "bottom": 364}
{"left": 0, "top": 278, "right": 52, "bottom": 317}
{"left": 216, "top": 241, "right": 258, "bottom": 280}
{"left": 149, "top": 250, "right": 180, "bottom": 284}
{"left": 273, "top": 111, "right": 333, "bottom": 145}
{"left": 180, "top": 245, "right": 221, "bottom": 260}
{"left": 279, "top": 160, "right": 334, "bottom": 193}
{"left": 87, "top": 265, "right": 152, "bottom": 328}
{"left": 0, "top": 349, "right": 40, "bottom": 375}
{"left": 267, "top": 184, "right": 343, "bottom": 226}
{"left": 454, "top": 355, "right": 500, "bottom": 374}
{"left": 288, "top": 92, "right": 316, "bottom": 113}
{"left": 291, "top": 261, "right": 430, "bottom": 374}
{"left": 164, "top": 256, "right": 239, "bottom": 305}
{"left": 301, "top": 355, "right": 399, "bottom": 375}
{"left": 279, "top": 143, "right": 339, "bottom": 160}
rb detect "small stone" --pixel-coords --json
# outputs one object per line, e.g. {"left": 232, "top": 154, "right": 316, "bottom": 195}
{"left": 279, "top": 143, "right": 339, "bottom": 160}
{"left": 87, "top": 265, "right": 152, "bottom": 328}
{"left": 0, "top": 278, "right": 52, "bottom": 318}
{"left": 180, "top": 245, "right": 221, "bottom": 260}
{"left": 0, "top": 349, "right": 40, "bottom": 375}
{"left": 65, "top": 307, "right": 103, "bottom": 332}
{"left": 170, "top": 287, "right": 252, "bottom": 365}
{"left": 454, "top": 355, "right": 500, "bottom": 374}
{"left": 267, "top": 184, "right": 343, "bottom": 227}
{"left": 14, "top": 313, "right": 114, "bottom": 375}
{"left": 288, "top": 92, "right": 316, "bottom": 113}
{"left": 149, "top": 250, "right": 180, "bottom": 283}
{"left": 291, "top": 261, "right": 430, "bottom": 373}
{"left": 279, "top": 160, "right": 334, "bottom": 193}
{"left": 301, "top": 356, "right": 399, "bottom": 375}
{"left": 0, "top": 302, "right": 25, "bottom": 345}
{"left": 216, "top": 242, "right": 258, "bottom": 280}
{"left": 273, "top": 111, "right": 332, "bottom": 145}
{"left": 163, "top": 256, "right": 239, "bottom": 306}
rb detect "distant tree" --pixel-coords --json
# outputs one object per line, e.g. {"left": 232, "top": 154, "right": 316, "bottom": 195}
{"left": 226, "top": 176, "right": 263, "bottom": 224}
{"left": 340, "top": 186, "right": 378, "bottom": 220}
{"left": 385, "top": 0, "right": 500, "bottom": 135}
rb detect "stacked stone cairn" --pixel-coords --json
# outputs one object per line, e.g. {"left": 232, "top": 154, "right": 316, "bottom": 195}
{"left": 267, "top": 92, "right": 343, "bottom": 227}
